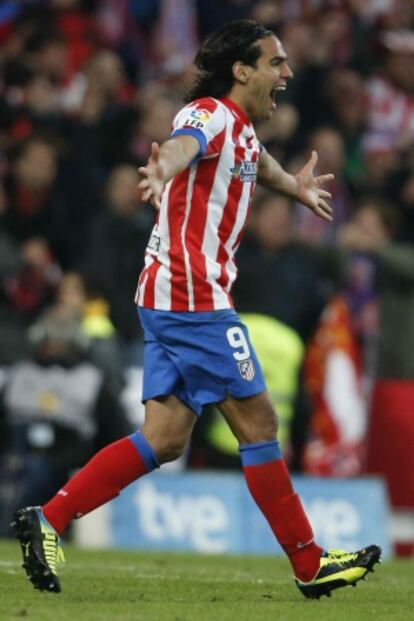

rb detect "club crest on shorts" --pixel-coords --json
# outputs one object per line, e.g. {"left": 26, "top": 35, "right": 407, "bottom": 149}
{"left": 238, "top": 358, "right": 255, "bottom": 381}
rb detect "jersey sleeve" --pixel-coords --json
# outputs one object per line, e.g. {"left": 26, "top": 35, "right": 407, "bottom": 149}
{"left": 171, "top": 98, "right": 226, "bottom": 161}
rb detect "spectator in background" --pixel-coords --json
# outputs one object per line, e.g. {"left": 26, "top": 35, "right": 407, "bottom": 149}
{"left": 365, "top": 28, "right": 414, "bottom": 143}
{"left": 278, "top": 16, "right": 345, "bottom": 135}
{"left": 302, "top": 199, "right": 403, "bottom": 478}
{"left": 250, "top": 0, "right": 281, "bottom": 28}
{"left": 152, "top": 0, "right": 199, "bottom": 77}
{"left": 293, "top": 127, "right": 352, "bottom": 242}
{"left": 2, "top": 127, "right": 98, "bottom": 268}
{"left": 255, "top": 102, "right": 299, "bottom": 161}
{"left": 196, "top": 0, "right": 256, "bottom": 39}
{"left": 25, "top": 29, "right": 70, "bottom": 86}
{"left": 79, "top": 48, "right": 134, "bottom": 114}
{"left": 337, "top": 197, "right": 414, "bottom": 507}
{"left": 0, "top": 307, "right": 132, "bottom": 536}
{"left": 1, "top": 132, "right": 76, "bottom": 265}
{"left": 50, "top": 0, "right": 99, "bottom": 76}
{"left": 84, "top": 164, "right": 154, "bottom": 365}
{"left": 324, "top": 69, "right": 368, "bottom": 188}
{"left": 338, "top": 198, "right": 412, "bottom": 380}
{"left": 56, "top": 272, "right": 125, "bottom": 397}
{"left": 358, "top": 132, "right": 400, "bottom": 197}
{"left": 0, "top": 232, "right": 61, "bottom": 366}
{"left": 397, "top": 144, "right": 414, "bottom": 244}
{"left": 65, "top": 48, "right": 137, "bottom": 172}
{"left": 0, "top": 232, "right": 30, "bottom": 365}
{"left": 131, "top": 90, "right": 181, "bottom": 164}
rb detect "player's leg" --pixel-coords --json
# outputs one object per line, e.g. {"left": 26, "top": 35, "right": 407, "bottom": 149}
{"left": 218, "top": 391, "right": 381, "bottom": 598}
{"left": 41, "top": 395, "right": 196, "bottom": 532}
{"left": 141, "top": 395, "right": 197, "bottom": 462}
{"left": 217, "top": 391, "right": 322, "bottom": 581}
{"left": 12, "top": 395, "right": 196, "bottom": 593}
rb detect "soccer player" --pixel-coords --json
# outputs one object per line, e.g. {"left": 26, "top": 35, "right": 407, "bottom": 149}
{"left": 13, "top": 20, "right": 381, "bottom": 598}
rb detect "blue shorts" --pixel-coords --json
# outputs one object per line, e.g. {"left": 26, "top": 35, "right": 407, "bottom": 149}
{"left": 137, "top": 307, "right": 266, "bottom": 416}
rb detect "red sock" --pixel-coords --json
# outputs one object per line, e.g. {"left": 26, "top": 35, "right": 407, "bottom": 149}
{"left": 240, "top": 442, "right": 322, "bottom": 582}
{"left": 43, "top": 435, "right": 155, "bottom": 535}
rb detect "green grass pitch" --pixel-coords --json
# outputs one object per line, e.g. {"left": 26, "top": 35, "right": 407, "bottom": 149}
{"left": 0, "top": 540, "right": 413, "bottom": 621}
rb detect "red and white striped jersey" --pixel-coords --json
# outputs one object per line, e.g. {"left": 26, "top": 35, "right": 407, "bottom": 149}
{"left": 135, "top": 97, "right": 261, "bottom": 311}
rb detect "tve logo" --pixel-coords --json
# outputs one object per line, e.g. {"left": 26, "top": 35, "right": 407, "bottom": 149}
{"left": 108, "top": 473, "right": 390, "bottom": 557}
{"left": 303, "top": 499, "right": 361, "bottom": 550}
{"left": 133, "top": 481, "right": 229, "bottom": 553}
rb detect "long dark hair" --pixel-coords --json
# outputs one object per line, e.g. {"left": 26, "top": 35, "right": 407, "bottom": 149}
{"left": 184, "top": 20, "right": 274, "bottom": 103}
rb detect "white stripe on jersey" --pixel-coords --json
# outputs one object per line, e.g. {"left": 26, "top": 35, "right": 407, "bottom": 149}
{"left": 223, "top": 166, "right": 252, "bottom": 292}
{"left": 136, "top": 261, "right": 150, "bottom": 306}
{"left": 154, "top": 182, "right": 172, "bottom": 309}
{"left": 154, "top": 264, "right": 172, "bottom": 310}
{"left": 201, "top": 113, "right": 237, "bottom": 309}
{"left": 182, "top": 166, "right": 197, "bottom": 311}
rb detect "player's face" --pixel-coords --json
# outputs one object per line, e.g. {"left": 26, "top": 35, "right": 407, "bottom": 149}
{"left": 247, "top": 36, "right": 293, "bottom": 121}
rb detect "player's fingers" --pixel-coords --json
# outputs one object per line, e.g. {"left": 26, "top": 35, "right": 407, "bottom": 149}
{"left": 142, "top": 188, "right": 153, "bottom": 202}
{"left": 137, "top": 178, "right": 150, "bottom": 190}
{"left": 137, "top": 183, "right": 152, "bottom": 200}
{"left": 314, "top": 202, "right": 333, "bottom": 221}
{"left": 301, "top": 150, "right": 318, "bottom": 175}
{"left": 151, "top": 142, "right": 160, "bottom": 162}
{"left": 137, "top": 170, "right": 149, "bottom": 185}
{"left": 318, "top": 198, "right": 333, "bottom": 215}
{"left": 315, "top": 173, "right": 334, "bottom": 186}
{"left": 137, "top": 185, "right": 150, "bottom": 200}
{"left": 151, "top": 194, "right": 161, "bottom": 210}
{"left": 314, "top": 205, "right": 333, "bottom": 221}
{"left": 318, "top": 189, "right": 332, "bottom": 199}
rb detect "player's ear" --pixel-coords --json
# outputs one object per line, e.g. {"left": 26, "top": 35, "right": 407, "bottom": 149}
{"left": 232, "top": 61, "right": 252, "bottom": 85}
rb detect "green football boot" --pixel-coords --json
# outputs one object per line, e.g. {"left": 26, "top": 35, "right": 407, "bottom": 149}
{"left": 11, "top": 506, "right": 65, "bottom": 593}
{"left": 296, "top": 545, "right": 382, "bottom": 599}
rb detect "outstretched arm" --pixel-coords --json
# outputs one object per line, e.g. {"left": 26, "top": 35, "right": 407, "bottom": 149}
{"left": 137, "top": 135, "right": 200, "bottom": 209}
{"left": 257, "top": 148, "right": 334, "bottom": 221}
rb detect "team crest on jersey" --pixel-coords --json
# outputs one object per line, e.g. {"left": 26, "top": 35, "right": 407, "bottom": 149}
{"left": 230, "top": 161, "right": 258, "bottom": 182}
{"left": 238, "top": 358, "right": 256, "bottom": 381}
{"left": 183, "top": 108, "right": 212, "bottom": 129}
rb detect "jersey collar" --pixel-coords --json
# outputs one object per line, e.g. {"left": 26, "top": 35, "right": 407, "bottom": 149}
{"left": 220, "top": 97, "right": 251, "bottom": 126}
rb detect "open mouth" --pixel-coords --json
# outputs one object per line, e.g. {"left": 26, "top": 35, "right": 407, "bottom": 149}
{"left": 270, "top": 84, "right": 286, "bottom": 108}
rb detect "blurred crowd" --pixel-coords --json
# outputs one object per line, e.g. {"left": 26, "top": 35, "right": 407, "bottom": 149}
{"left": 1, "top": 0, "right": 414, "bottom": 527}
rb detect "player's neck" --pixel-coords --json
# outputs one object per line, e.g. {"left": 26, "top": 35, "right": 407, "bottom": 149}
{"left": 220, "top": 93, "right": 252, "bottom": 125}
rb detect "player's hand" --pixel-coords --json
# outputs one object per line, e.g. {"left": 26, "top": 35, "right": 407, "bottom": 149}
{"left": 137, "top": 142, "right": 165, "bottom": 210}
{"left": 295, "top": 151, "right": 334, "bottom": 221}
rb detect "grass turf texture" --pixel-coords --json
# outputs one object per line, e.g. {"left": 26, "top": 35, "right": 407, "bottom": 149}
{"left": 0, "top": 540, "right": 413, "bottom": 621}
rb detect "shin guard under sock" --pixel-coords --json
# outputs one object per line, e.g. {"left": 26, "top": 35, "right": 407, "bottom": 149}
{"left": 240, "top": 440, "right": 322, "bottom": 582}
{"left": 43, "top": 432, "right": 159, "bottom": 535}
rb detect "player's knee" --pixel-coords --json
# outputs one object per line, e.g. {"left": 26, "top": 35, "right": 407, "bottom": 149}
{"left": 249, "top": 414, "right": 278, "bottom": 442}
{"left": 242, "top": 408, "right": 279, "bottom": 444}
{"left": 262, "top": 411, "right": 279, "bottom": 439}
{"left": 154, "top": 437, "right": 187, "bottom": 463}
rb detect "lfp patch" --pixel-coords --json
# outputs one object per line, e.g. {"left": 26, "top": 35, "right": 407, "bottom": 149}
{"left": 183, "top": 108, "right": 212, "bottom": 129}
